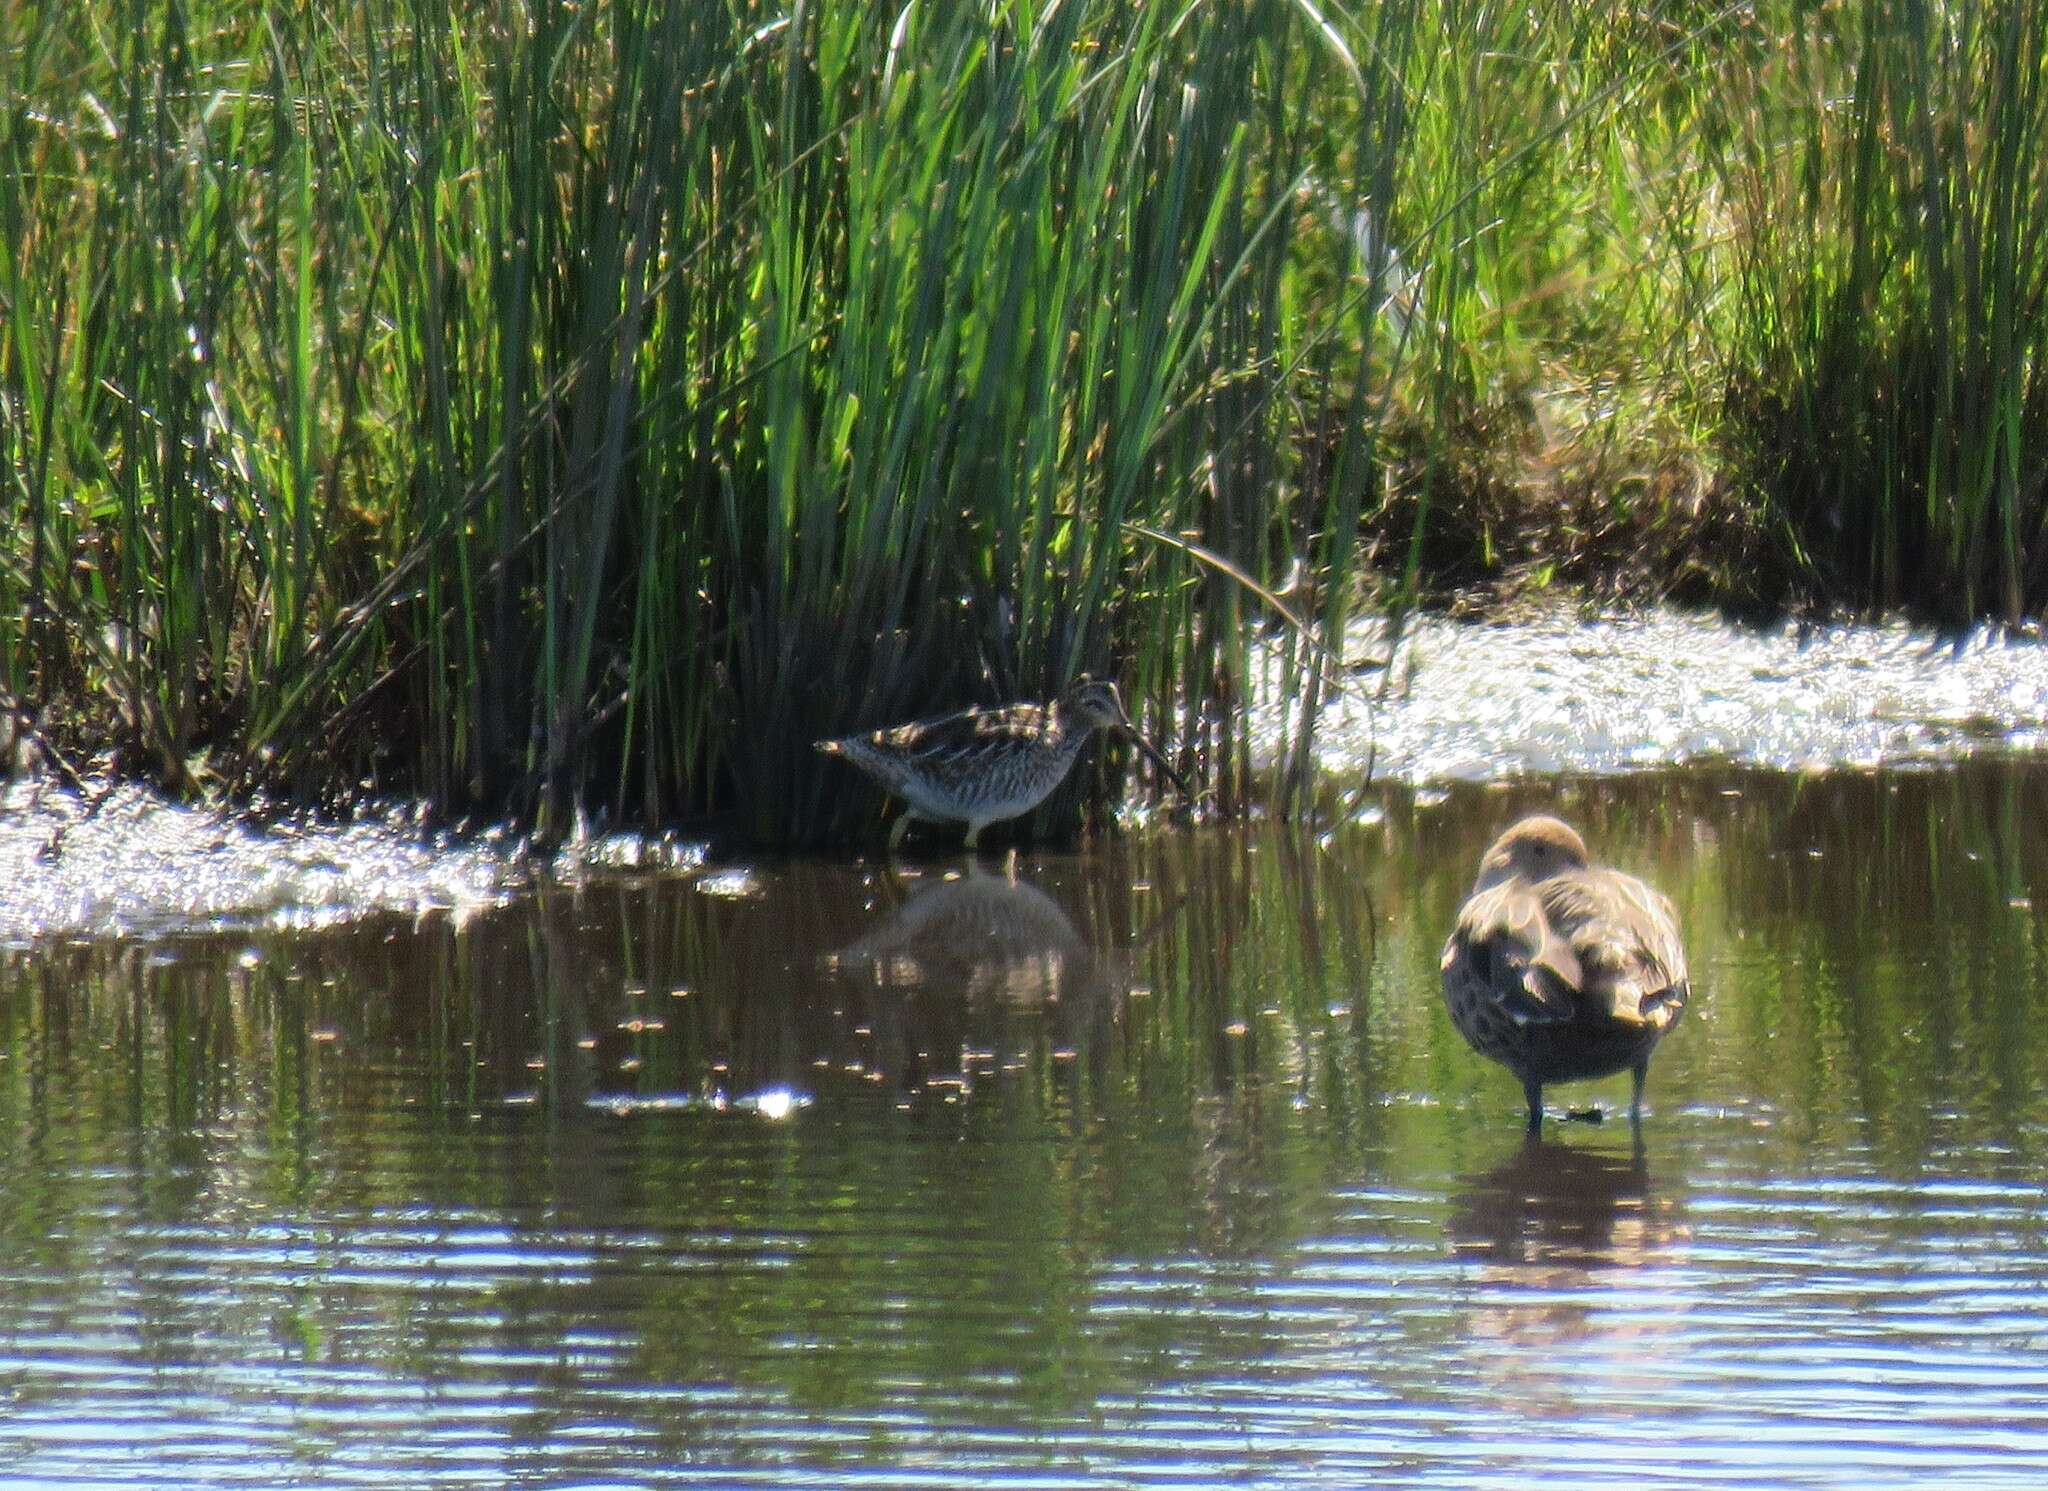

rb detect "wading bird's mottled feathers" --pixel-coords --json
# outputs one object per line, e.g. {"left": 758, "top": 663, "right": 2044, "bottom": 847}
{"left": 822, "top": 700, "right": 1071, "bottom": 798}
{"left": 813, "top": 679, "right": 1129, "bottom": 828}
{"left": 1440, "top": 815, "right": 1690, "bottom": 1107}
{"left": 1448, "top": 865, "right": 1688, "bottom": 1029}
{"left": 1529, "top": 868, "right": 1689, "bottom": 1026}
{"left": 1446, "top": 878, "right": 1586, "bottom": 1026}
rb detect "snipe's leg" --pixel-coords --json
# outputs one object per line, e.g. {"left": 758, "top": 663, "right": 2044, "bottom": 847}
{"left": 962, "top": 822, "right": 983, "bottom": 852}
{"left": 1629, "top": 1056, "right": 1649, "bottom": 1123}
{"left": 1523, "top": 1078, "right": 1544, "bottom": 1133}
{"left": 887, "top": 812, "right": 917, "bottom": 851}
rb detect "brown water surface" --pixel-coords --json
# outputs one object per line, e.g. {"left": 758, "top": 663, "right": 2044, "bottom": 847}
{"left": 4, "top": 764, "right": 2048, "bottom": 1487}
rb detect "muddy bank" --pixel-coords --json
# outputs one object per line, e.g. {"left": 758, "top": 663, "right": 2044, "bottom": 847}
{"left": 7, "top": 607, "right": 2048, "bottom": 941}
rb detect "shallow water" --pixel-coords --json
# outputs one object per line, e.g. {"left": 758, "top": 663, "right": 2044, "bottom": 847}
{"left": 5, "top": 762, "right": 2048, "bottom": 1487}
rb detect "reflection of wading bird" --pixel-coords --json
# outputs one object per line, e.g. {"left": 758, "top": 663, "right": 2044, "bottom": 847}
{"left": 827, "top": 863, "right": 1100, "bottom": 1001}
{"left": 822, "top": 862, "right": 1124, "bottom": 1102}
{"left": 1450, "top": 1134, "right": 1658, "bottom": 1267}
{"left": 1448, "top": 1134, "right": 1690, "bottom": 1373}
{"left": 816, "top": 678, "right": 1192, "bottom": 850}
{"left": 1441, "top": 816, "right": 1689, "bottom": 1131}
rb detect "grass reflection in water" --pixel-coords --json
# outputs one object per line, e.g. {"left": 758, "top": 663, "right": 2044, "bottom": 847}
{"left": 2, "top": 763, "right": 2047, "bottom": 1485}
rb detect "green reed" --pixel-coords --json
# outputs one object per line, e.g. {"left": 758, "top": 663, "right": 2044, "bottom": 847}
{"left": 1713, "top": 0, "right": 2048, "bottom": 618}
{"left": 0, "top": 0, "right": 1387, "bottom": 836}
{"left": 3, "top": 1, "right": 2043, "bottom": 838}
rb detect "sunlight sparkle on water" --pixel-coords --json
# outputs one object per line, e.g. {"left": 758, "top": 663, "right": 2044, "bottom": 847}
{"left": 1261, "top": 609, "right": 2048, "bottom": 783}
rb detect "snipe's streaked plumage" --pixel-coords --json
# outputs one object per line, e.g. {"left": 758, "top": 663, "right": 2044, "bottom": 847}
{"left": 816, "top": 678, "right": 1189, "bottom": 850}
{"left": 1440, "top": 815, "right": 1689, "bottom": 1131}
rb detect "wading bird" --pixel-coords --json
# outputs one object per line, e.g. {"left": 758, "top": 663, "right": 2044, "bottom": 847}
{"left": 1440, "top": 815, "right": 1689, "bottom": 1131}
{"left": 817, "top": 677, "right": 1191, "bottom": 851}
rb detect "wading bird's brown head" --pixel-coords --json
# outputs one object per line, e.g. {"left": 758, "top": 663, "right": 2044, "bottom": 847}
{"left": 1057, "top": 676, "right": 1196, "bottom": 804}
{"left": 1057, "top": 677, "right": 1133, "bottom": 733}
{"left": 1474, "top": 815, "right": 1589, "bottom": 891}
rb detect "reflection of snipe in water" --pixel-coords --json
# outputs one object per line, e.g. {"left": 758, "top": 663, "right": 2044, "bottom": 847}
{"left": 820, "top": 862, "right": 1131, "bottom": 1102}
{"left": 824, "top": 862, "right": 1107, "bottom": 1005}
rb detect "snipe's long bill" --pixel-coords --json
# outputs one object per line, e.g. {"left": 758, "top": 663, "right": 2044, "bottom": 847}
{"left": 817, "top": 678, "right": 1192, "bottom": 850}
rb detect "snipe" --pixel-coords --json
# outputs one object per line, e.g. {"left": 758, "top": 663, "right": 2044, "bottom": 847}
{"left": 816, "top": 678, "right": 1190, "bottom": 850}
{"left": 1440, "top": 815, "right": 1690, "bottom": 1130}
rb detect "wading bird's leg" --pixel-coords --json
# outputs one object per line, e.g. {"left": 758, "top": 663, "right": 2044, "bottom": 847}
{"left": 1630, "top": 1056, "right": 1649, "bottom": 1122}
{"left": 962, "top": 822, "right": 982, "bottom": 852}
{"left": 1523, "top": 1078, "right": 1544, "bottom": 1134}
{"left": 888, "top": 812, "right": 916, "bottom": 851}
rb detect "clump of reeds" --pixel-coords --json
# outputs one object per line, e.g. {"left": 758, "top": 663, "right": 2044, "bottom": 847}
{"left": 2, "top": 0, "right": 1395, "bottom": 839}
{"left": 1713, "top": 1, "right": 2048, "bottom": 619}
{"left": 3, "top": 1, "right": 2043, "bottom": 842}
